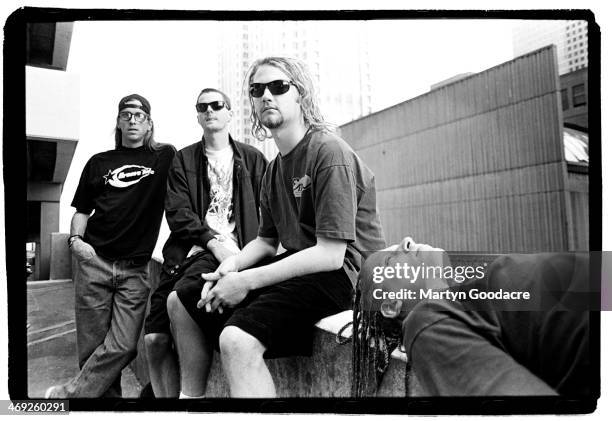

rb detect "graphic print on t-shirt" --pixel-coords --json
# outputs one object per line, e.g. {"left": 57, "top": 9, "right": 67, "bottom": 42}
{"left": 292, "top": 174, "right": 311, "bottom": 198}
{"left": 103, "top": 164, "right": 155, "bottom": 188}
{"left": 205, "top": 150, "right": 234, "bottom": 235}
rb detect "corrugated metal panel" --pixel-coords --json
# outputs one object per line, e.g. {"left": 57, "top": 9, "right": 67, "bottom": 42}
{"left": 342, "top": 46, "right": 576, "bottom": 252}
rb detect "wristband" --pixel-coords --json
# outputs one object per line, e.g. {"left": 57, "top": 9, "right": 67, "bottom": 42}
{"left": 68, "top": 234, "right": 83, "bottom": 248}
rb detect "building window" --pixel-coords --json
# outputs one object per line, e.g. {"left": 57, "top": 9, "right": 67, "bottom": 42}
{"left": 561, "top": 88, "right": 569, "bottom": 110}
{"left": 572, "top": 84, "right": 586, "bottom": 107}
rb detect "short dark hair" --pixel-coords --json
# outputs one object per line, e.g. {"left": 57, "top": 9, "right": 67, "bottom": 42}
{"left": 196, "top": 88, "right": 232, "bottom": 110}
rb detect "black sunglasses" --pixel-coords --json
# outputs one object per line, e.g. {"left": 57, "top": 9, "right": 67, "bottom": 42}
{"left": 249, "top": 80, "right": 296, "bottom": 98}
{"left": 195, "top": 101, "right": 227, "bottom": 113}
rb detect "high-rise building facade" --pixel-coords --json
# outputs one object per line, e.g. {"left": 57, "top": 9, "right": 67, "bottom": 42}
{"left": 512, "top": 20, "right": 588, "bottom": 75}
{"left": 218, "top": 21, "right": 372, "bottom": 160}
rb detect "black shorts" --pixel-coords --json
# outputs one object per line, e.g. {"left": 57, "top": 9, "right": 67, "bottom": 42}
{"left": 144, "top": 251, "right": 219, "bottom": 335}
{"left": 175, "top": 252, "right": 353, "bottom": 358}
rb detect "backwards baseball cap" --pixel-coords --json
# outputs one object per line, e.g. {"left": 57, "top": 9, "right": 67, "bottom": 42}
{"left": 118, "top": 93, "right": 151, "bottom": 115}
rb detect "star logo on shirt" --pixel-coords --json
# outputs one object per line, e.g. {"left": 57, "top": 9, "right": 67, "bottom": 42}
{"left": 102, "top": 170, "right": 113, "bottom": 184}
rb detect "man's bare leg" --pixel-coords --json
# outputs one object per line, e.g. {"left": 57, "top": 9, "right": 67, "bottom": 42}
{"left": 219, "top": 326, "right": 275, "bottom": 397}
{"left": 167, "top": 291, "right": 213, "bottom": 397}
{"left": 144, "top": 333, "right": 180, "bottom": 397}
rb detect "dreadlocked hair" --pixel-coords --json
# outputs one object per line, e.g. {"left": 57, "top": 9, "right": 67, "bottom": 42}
{"left": 351, "top": 253, "right": 403, "bottom": 398}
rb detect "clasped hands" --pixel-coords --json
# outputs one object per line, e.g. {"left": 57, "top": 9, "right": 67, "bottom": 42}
{"left": 196, "top": 255, "right": 249, "bottom": 313}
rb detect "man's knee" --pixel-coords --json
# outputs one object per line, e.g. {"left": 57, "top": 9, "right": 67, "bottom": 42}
{"left": 144, "top": 333, "right": 173, "bottom": 359}
{"left": 166, "top": 291, "right": 182, "bottom": 318}
{"left": 219, "top": 326, "right": 265, "bottom": 360}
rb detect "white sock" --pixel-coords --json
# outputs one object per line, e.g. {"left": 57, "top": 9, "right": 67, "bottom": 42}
{"left": 179, "top": 391, "right": 206, "bottom": 399}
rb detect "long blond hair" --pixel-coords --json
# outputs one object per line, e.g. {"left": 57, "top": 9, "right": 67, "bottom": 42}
{"left": 245, "top": 56, "right": 335, "bottom": 141}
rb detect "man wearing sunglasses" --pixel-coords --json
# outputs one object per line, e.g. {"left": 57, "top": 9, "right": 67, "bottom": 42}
{"left": 46, "top": 94, "right": 176, "bottom": 398}
{"left": 144, "top": 88, "right": 268, "bottom": 398}
{"left": 170, "top": 57, "right": 385, "bottom": 398}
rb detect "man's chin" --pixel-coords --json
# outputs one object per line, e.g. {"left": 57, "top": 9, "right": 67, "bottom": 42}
{"left": 262, "top": 117, "right": 283, "bottom": 130}
{"left": 125, "top": 135, "right": 144, "bottom": 142}
{"left": 204, "top": 124, "right": 224, "bottom": 133}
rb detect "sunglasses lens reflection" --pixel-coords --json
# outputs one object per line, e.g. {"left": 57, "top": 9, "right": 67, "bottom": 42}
{"left": 196, "top": 101, "right": 226, "bottom": 112}
{"left": 249, "top": 80, "right": 292, "bottom": 98}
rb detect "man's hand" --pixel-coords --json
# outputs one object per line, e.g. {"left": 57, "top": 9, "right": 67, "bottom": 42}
{"left": 202, "top": 272, "right": 250, "bottom": 313}
{"left": 197, "top": 255, "right": 240, "bottom": 311}
{"left": 197, "top": 280, "right": 216, "bottom": 312}
{"left": 71, "top": 238, "right": 96, "bottom": 260}
{"left": 210, "top": 243, "right": 238, "bottom": 263}
{"left": 202, "top": 255, "right": 240, "bottom": 282}
{"left": 207, "top": 238, "right": 239, "bottom": 263}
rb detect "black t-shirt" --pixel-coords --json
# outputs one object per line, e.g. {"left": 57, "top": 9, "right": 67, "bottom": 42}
{"left": 259, "top": 129, "right": 386, "bottom": 287}
{"left": 71, "top": 144, "right": 176, "bottom": 261}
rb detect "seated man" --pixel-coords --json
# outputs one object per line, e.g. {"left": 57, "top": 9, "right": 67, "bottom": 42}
{"left": 168, "top": 56, "right": 386, "bottom": 398}
{"left": 143, "top": 88, "right": 267, "bottom": 397}
{"left": 353, "top": 238, "right": 592, "bottom": 397}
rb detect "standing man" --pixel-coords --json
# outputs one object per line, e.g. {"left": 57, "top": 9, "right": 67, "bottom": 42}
{"left": 146, "top": 88, "right": 267, "bottom": 397}
{"left": 171, "top": 56, "right": 386, "bottom": 398}
{"left": 45, "top": 94, "right": 176, "bottom": 398}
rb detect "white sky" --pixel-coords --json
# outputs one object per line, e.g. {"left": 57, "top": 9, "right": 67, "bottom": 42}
{"left": 59, "top": 18, "right": 515, "bottom": 232}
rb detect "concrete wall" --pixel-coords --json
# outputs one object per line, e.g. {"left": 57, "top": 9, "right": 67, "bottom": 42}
{"left": 50, "top": 233, "right": 71, "bottom": 279}
{"left": 51, "top": 22, "right": 74, "bottom": 70}
{"left": 567, "top": 169, "right": 589, "bottom": 250}
{"left": 39, "top": 202, "right": 60, "bottom": 280}
{"left": 340, "top": 46, "right": 571, "bottom": 253}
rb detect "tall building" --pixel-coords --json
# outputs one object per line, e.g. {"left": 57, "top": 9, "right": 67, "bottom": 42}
{"left": 560, "top": 67, "right": 588, "bottom": 129}
{"left": 512, "top": 20, "right": 588, "bottom": 75}
{"left": 26, "top": 22, "right": 79, "bottom": 280}
{"left": 218, "top": 21, "right": 372, "bottom": 160}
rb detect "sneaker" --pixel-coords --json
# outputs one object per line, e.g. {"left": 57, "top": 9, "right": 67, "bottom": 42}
{"left": 44, "top": 385, "right": 67, "bottom": 399}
